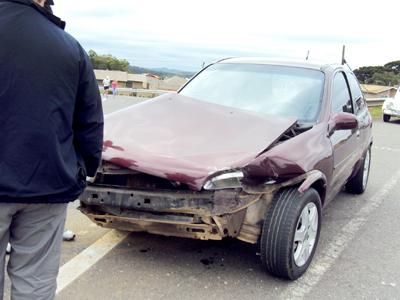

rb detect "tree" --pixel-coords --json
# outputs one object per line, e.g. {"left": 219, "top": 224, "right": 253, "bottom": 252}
{"left": 87, "top": 50, "right": 130, "bottom": 72}
{"left": 353, "top": 66, "right": 385, "bottom": 84}
{"left": 353, "top": 61, "right": 400, "bottom": 86}
{"left": 371, "top": 71, "right": 400, "bottom": 86}
{"left": 384, "top": 60, "right": 400, "bottom": 75}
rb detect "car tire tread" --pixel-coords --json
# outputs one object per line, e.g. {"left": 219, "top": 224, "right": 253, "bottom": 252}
{"left": 383, "top": 114, "right": 390, "bottom": 122}
{"left": 260, "top": 187, "right": 321, "bottom": 280}
{"left": 346, "top": 147, "right": 371, "bottom": 194}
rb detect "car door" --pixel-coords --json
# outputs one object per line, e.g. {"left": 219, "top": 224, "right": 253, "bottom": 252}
{"left": 346, "top": 72, "right": 372, "bottom": 153}
{"left": 329, "top": 71, "right": 359, "bottom": 194}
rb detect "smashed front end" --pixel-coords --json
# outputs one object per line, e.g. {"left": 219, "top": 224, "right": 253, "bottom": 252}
{"left": 79, "top": 93, "right": 327, "bottom": 244}
{"left": 79, "top": 154, "right": 321, "bottom": 244}
{"left": 79, "top": 162, "right": 280, "bottom": 244}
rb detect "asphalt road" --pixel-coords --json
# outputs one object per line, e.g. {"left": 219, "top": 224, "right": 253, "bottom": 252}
{"left": 6, "top": 96, "right": 400, "bottom": 300}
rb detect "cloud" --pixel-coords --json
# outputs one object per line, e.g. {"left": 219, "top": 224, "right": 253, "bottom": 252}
{"left": 54, "top": 0, "right": 400, "bottom": 71}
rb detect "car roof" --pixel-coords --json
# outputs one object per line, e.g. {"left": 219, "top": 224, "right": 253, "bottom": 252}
{"left": 217, "top": 57, "right": 343, "bottom": 72}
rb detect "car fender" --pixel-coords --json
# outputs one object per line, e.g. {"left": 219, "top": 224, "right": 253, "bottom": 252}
{"left": 297, "top": 170, "right": 327, "bottom": 204}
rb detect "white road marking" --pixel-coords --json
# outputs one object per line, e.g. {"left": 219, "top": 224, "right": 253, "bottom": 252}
{"left": 56, "top": 230, "right": 129, "bottom": 294}
{"left": 282, "top": 169, "right": 400, "bottom": 300}
{"left": 373, "top": 146, "right": 400, "bottom": 153}
{"left": 56, "top": 96, "right": 142, "bottom": 294}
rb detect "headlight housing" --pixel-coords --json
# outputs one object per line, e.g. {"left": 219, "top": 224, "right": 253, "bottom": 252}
{"left": 384, "top": 101, "right": 394, "bottom": 110}
{"left": 203, "top": 171, "right": 244, "bottom": 190}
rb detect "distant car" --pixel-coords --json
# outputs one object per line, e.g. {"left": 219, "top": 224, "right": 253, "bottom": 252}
{"left": 382, "top": 88, "right": 400, "bottom": 122}
{"left": 79, "top": 58, "right": 373, "bottom": 280}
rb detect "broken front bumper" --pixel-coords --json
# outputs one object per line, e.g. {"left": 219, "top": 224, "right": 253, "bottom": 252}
{"left": 79, "top": 185, "right": 273, "bottom": 244}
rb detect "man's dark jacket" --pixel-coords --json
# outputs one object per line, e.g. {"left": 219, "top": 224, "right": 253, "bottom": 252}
{"left": 0, "top": 0, "right": 104, "bottom": 203}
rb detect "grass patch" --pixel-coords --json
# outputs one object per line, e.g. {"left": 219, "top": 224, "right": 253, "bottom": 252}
{"left": 368, "top": 106, "right": 382, "bottom": 119}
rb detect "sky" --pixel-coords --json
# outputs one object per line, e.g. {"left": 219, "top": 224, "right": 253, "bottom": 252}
{"left": 54, "top": 0, "right": 400, "bottom": 72}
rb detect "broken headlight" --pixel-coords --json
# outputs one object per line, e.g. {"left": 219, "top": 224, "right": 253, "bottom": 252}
{"left": 203, "top": 171, "right": 244, "bottom": 190}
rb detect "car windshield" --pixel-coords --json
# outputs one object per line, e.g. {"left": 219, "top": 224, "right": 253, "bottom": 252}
{"left": 179, "top": 63, "right": 325, "bottom": 123}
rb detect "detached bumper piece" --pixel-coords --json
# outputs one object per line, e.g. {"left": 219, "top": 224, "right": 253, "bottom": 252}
{"left": 79, "top": 185, "right": 259, "bottom": 241}
{"left": 79, "top": 205, "right": 223, "bottom": 240}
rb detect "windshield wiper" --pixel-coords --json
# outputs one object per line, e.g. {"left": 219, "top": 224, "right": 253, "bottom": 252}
{"left": 294, "top": 122, "right": 314, "bottom": 131}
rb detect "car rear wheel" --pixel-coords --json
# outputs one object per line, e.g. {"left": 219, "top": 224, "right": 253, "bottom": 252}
{"left": 260, "top": 188, "right": 321, "bottom": 280}
{"left": 383, "top": 114, "right": 390, "bottom": 122}
{"left": 346, "top": 147, "right": 371, "bottom": 194}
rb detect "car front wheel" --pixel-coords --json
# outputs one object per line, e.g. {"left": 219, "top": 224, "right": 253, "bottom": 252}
{"left": 260, "top": 188, "right": 322, "bottom": 280}
{"left": 383, "top": 114, "right": 390, "bottom": 122}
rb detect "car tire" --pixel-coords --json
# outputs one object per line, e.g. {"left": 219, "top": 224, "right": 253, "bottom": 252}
{"left": 260, "top": 188, "right": 321, "bottom": 280}
{"left": 346, "top": 147, "right": 371, "bottom": 194}
{"left": 383, "top": 114, "right": 390, "bottom": 122}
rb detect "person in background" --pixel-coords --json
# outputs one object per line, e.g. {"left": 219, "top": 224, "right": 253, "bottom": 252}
{"left": 0, "top": 0, "right": 104, "bottom": 299}
{"left": 112, "top": 80, "right": 118, "bottom": 97}
{"left": 103, "top": 76, "right": 111, "bottom": 98}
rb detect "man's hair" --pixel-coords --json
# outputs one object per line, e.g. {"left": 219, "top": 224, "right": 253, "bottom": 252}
{"left": 44, "top": 0, "right": 54, "bottom": 13}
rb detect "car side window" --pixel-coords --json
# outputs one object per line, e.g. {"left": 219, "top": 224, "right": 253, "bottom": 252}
{"left": 347, "top": 73, "right": 365, "bottom": 114}
{"left": 331, "top": 72, "right": 353, "bottom": 114}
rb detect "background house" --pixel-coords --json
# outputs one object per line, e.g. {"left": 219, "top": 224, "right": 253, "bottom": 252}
{"left": 94, "top": 70, "right": 147, "bottom": 89}
{"left": 94, "top": 70, "right": 188, "bottom": 91}
{"left": 360, "top": 84, "right": 398, "bottom": 98}
{"left": 160, "top": 76, "right": 188, "bottom": 91}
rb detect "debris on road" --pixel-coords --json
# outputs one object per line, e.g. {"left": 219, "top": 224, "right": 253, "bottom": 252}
{"left": 63, "top": 230, "right": 76, "bottom": 241}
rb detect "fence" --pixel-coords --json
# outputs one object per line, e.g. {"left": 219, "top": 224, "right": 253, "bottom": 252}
{"left": 365, "top": 98, "right": 387, "bottom": 107}
{"left": 100, "top": 87, "right": 170, "bottom": 98}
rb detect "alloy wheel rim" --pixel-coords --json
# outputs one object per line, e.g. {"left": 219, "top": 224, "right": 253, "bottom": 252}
{"left": 362, "top": 150, "right": 370, "bottom": 190}
{"left": 293, "top": 202, "right": 319, "bottom": 267}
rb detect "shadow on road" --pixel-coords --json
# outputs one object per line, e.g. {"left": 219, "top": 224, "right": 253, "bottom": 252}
{"left": 117, "top": 231, "right": 266, "bottom": 277}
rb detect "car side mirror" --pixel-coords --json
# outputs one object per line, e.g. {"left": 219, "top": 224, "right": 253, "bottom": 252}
{"left": 329, "top": 112, "right": 358, "bottom": 135}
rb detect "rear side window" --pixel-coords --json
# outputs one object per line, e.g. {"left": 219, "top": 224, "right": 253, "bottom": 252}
{"left": 331, "top": 72, "right": 352, "bottom": 114}
{"left": 347, "top": 73, "right": 365, "bottom": 113}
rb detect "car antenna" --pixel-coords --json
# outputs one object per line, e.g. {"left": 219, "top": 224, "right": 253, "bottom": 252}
{"left": 341, "top": 45, "right": 353, "bottom": 71}
{"left": 341, "top": 45, "right": 346, "bottom": 65}
{"left": 306, "top": 50, "right": 310, "bottom": 61}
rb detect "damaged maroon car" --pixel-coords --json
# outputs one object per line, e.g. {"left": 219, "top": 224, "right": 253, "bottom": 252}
{"left": 79, "top": 58, "right": 372, "bottom": 280}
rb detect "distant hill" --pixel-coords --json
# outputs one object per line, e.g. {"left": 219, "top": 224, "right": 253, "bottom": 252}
{"left": 87, "top": 49, "right": 196, "bottom": 79}
{"left": 128, "top": 66, "right": 195, "bottom": 79}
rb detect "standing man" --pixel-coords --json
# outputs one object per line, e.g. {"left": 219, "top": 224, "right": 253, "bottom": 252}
{"left": 0, "top": 0, "right": 103, "bottom": 299}
{"left": 103, "top": 76, "right": 111, "bottom": 99}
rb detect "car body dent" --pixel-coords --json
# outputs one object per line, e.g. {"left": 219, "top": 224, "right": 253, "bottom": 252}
{"left": 243, "top": 123, "right": 333, "bottom": 199}
{"left": 101, "top": 92, "right": 297, "bottom": 190}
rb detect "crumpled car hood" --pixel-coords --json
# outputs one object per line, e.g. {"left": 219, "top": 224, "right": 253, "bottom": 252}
{"left": 102, "top": 93, "right": 297, "bottom": 190}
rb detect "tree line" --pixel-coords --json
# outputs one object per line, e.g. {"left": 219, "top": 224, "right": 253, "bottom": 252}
{"left": 87, "top": 50, "right": 194, "bottom": 78}
{"left": 353, "top": 61, "right": 400, "bottom": 86}
{"left": 88, "top": 49, "right": 399, "bottom": 86}
{"left": 88, "top": 50, "right": 130, "bottom": 72}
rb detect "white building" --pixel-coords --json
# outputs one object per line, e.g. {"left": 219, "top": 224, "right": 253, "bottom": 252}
{"left": 94, "top": 70, "right": 188, "bottom": 91}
